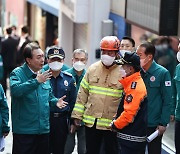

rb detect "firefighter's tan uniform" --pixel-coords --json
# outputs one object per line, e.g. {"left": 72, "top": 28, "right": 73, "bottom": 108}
{"left": 71, "top": 61, "right": 123, "bottom": 130}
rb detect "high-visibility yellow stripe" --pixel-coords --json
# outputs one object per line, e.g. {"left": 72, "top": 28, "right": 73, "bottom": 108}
{"left": 83, "top": 115, "right": 95, "bottom": 124}
{"left": 90, "top": 85, "right": 122, "bottom": 93}
{"left": 83, "top": 114, "right": 113, "bottom": 127}
{"left": 89, "top": 89, "right": 122, "bottom": 97}
{"left": 75, "top": 103, "right": 85, "bottom": 109}
{"left": 73, "top": 103, "right": 85, "bottom": 113}
{"left": 80, "top": 78, "right": 89, "bottom": 90}
{"left": 97, "top": 118, "right": 112, "bottom": 127}
{"left": 80, "top": 78, "right": 123, "bottom": 97}
{"left": 73, "top": 108, "right": 84, "bottom": 113}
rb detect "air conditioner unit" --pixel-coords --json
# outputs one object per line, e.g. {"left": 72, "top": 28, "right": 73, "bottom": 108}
{"left": 101, "top": 19, "right": 113, "bottom": 37}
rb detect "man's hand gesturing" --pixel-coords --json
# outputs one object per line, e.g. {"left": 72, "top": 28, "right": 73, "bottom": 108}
{"left": 36, "top": 70, "right": 52, "bottom": 83}
{"left": 56, "top": 95, "right": 68, "bottom": 109}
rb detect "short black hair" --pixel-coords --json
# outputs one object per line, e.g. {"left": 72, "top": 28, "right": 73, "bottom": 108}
{"left": 21, "top": 26, "right": 29, "bottom": 34}
{"left": 23, "top": 42, "right": 40, "bottom": 62}
{"left": 159, "top": 36, "right": 171, "bottom": 44}
{"left": 6, "top": 27, "right": 12, "bottom": 35}
{"left": 122, "top": 36, "right": 135, "bottom": 47}
{"left": 139, "top": 42, "right": 155, "bottom": 58}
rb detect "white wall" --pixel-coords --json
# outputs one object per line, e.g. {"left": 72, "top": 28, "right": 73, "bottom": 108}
{"left": 59, "top": 0, "right": 111, "bottom": 66}
{"left": 86, "top": 0, "right": 111, "bottom": 65}
{"left": 59, "top": 12, "right": 73, "bottom": 65}
{"left": 111, "top": 0, "right": 126, "bottom": 17}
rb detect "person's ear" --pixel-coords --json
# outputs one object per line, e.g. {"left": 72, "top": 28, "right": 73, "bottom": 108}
{"left": 148, "top": 54, "right": 153, "bottom": 61}
{"left": 130, "top": 65, "right": 136, "bottom": 74}
{"left": 26, "top": 58, "right": 31, "bottom": 65}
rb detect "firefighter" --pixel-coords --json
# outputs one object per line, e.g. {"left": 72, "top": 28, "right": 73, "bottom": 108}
{"left": 111, "top": 52, "right": 148, "bottom": 154}
{"left": 71, "top": 36, "right": 123, "bottom": 154}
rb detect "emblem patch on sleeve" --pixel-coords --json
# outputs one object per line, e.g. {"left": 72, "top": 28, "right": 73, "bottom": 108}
{"left": 131, "top": 82, "right": 137, "bottom": 89}
{"left": 165, "top": 81, "right": 171, "bottom": 87}
{"left": 126, "top": 94, "right": 133, "bottom": 103}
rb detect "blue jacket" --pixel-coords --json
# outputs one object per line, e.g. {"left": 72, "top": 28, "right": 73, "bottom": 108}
{"left": 50, "top": 71, "right": 76, "bottom": 114}
{"left": 0, "top": 85, "right": 9, "bottom": 137}
{"left": 10, "top": 63, "right": 58, "bottom": 134}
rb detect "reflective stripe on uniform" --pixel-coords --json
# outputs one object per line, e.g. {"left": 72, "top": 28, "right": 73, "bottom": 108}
{"left": 81, "top": 78, "right": 123, "bottom": 97}
{"left": 83, "top": 114, "right": 112, "bottom": 127}
{"left": 89, "top": 86, "right": 122, "bottom": 97}
{"left": 83, "top": 115, "right": 95, "bottom": 124}
{"left": 117, "top": 132, "right": 147, "bottom": 142}
{"left": 81, "top": 78, "right": 89, "bottom": 90}
{"left": 97, "top": 118, "right": 112, "bottom": 127}
{"left": 73, "top": 103, "right": 85, "bottom": 113}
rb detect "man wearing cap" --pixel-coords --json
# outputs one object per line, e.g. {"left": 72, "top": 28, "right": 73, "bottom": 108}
{"left": 110, "top": 52, "right": 148, "bottom": 154}
{"left": 47, "top": 46, "right": 76, "bottom": 154}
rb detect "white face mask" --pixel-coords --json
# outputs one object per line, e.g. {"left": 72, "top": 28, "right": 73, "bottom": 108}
{"left": 140, "top": 56, "right": 149, "bottom": 68}
{"left": 49, "top": 61, "right": 63, "bottom": 71}
{"left": 177, "top": 51, "right": 180, "bottom": 63}
{"left": 101, "top": 55, "right": 115, "bottom": 66}
{"left": 119, "top": 66, "right": 126, "bottom": 78}
{"left": 73, "top": 61, "right": 86, "bottom": 71}
{"left": 162, "top": 44, "right": 168, "bottom": 50}
{"left": 120, "top": 50, "right": 131, "bottom": 57}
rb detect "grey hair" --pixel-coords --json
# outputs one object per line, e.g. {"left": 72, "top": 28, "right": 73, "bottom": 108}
{"left": 73, "top": 49, "right": 88, "bottom": 59}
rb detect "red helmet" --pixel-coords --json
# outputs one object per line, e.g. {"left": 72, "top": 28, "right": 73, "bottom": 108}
{"left": 100, "top": 36, "right": 120, "bottom": 51}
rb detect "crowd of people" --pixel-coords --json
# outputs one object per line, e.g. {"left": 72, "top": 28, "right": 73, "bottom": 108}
{"left": 0, "top": 28, "right": 180, "bottom": 154}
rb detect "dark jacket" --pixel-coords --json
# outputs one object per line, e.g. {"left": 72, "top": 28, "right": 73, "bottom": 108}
{"left": 112, "top": 72, "right": 147, "bottom": 150}
{"left": 1, "top": 36, "right": 19, "bottom": 68}
{"left": 16, "top": 36, "right": 31, "bottom": 66}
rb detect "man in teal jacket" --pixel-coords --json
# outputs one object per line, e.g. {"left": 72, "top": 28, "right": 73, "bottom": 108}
{"left": 171, "top": 43, "right": 180, "bottom": 154}
{"left": 64, "top": 49, "right": 88, "bottom": 154}
{"left": 137, "top": 42, "right": 172, "bottom": 154}
{"left": 10, "top": 42, "right": 67, "bottom": 154}
{"left": 0, "top": 84, "right": 9, "bottom": 138}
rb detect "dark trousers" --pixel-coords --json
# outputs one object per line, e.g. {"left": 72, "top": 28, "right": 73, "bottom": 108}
{"left": 64, "top": 126, "right": 86, "bottom": 154}
{"left": 146, "top": 127, "right": 163, "bottom": 154}
{"left": 85, "top": 125, "right": 118, "bottom": 154}
{"left": 175, "top": 120, "right": 180, "bottom": 154}
{"left": 49, "top": 112, "right": 69, "bottom": 154}
{"left": 119, "top": 144, "right": 145, "bottom": 154}
{"left": 12, "top": 133, "right": 49, "bottom": 154}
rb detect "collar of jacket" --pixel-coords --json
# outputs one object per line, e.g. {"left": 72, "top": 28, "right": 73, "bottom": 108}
{"left": 119, "top": 72, "right": 141, "bottom": 89}
{"left": 100, "top": 61, "right": 119, "bottom": 70}
{"left": 71, "top": 68, "right": 86, "bottom": 77}
{"left": 23, "top": 63, "right": 35, "bottom": 78}
{"left": 146, "top": 60, "right": 159, "bottom": 75}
